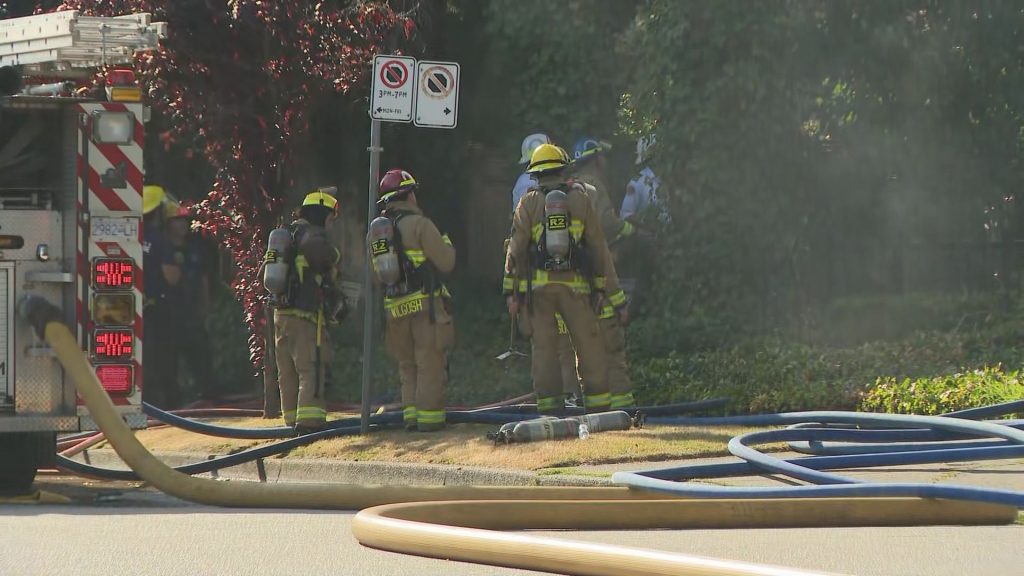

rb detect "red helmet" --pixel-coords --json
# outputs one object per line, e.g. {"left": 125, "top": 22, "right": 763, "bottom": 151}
{"left": 378, "top": 169, "right": 418, "bottom": 203}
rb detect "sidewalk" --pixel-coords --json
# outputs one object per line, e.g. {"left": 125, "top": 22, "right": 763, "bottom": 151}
{"left": 71, "top": 447, "right": 1024, "bottom": 493}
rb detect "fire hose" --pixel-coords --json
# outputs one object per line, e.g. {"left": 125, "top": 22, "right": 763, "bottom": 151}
{"left": 19, "top": 296, "right": 1021, "bottom": 576}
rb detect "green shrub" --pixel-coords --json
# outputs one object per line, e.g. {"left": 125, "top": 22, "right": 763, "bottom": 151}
{"left": 630, "top": 328, "right": 1024, "bottom": 414}
{"left": 860, "top": 366, "right": 1024, "bottom": 415}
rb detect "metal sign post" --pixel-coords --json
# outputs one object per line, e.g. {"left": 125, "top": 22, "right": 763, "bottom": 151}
{"left": 360, "top": 54, "right": 459, "bottom": 434}
{"left": 360, "top": 119, "right": 382, "bottom": 434}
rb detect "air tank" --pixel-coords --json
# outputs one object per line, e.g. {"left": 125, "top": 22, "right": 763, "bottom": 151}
{"left": 543, "top": 189, "right": 571, "bottom": 264}
{"left": 263, "top": 227, "right": 292, "bottom": 295}
{"left": 369, "top": 216, "right": 400, "bottom": 286}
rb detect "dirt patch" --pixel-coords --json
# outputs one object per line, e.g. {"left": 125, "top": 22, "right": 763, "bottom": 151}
{"left": 112, "top": 415, "right": 777, "bottom": 471}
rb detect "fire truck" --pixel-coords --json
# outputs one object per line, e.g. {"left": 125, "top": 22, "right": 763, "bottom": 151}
{"left": 0, "top": 10, "right": 165, "bottom": 493}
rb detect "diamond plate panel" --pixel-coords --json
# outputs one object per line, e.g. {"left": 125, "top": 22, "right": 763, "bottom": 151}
{"left": 0, "top": 415, "right": 77, "bottom": 432}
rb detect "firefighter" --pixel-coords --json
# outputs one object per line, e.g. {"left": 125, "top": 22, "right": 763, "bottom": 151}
{"left": 509, "top": 133, "right": 581, "bottom": 406}
{"left": 164, "top": 200, "right": 215, "bottom": 402}
{"left": 571, "top": 138, "right": 636, "bottom": 409}
{"left": 572, "top": 137, "right": 636, "bottom": 244}
{"left": 505, "top": 144, "right": 618, "bottom": 415}
{"left": 372, "top": 169, "right": 455, "bottom": 432}
{"left": 273, "top": 188, "right": 342, "bottom": 435}
{"left": 141, "top": 184, "right": 183, "bottom": 409}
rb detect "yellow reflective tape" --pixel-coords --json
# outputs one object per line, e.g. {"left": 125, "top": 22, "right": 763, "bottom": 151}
{"left": 294, "top": 254, "right": 308, "bottom": 283}
{"left": 503, "top": 276, "right": 515, "bottom": 292}
{"left": 537, "top": 396, "right": 562, "bottom": 411}
{"left": 585, "top": 393, "right": 611, "bottom": 408}
{"left": 405, "top": 249, "right": 426, "bottom": 265}
{"left": 610, "top": 392, "right": 636, "bottom": 409}
{"left": 417, "top": 410, "right": 445, "bottom": 424}
{"left": 386, "top": 295, "right": 426, "bottom": 318}
{"left": 600, "top": 305, "right": 615, "bottom": 319}
{"left": 531, "top": 223, "right": 544, "bottom": 243}
{"left": 609, "top": 290, "right": 626, "bottom": 307}
{"left": 296, "top": 407, "right": 327, "bottom": 420}
{"left": 555, "top": 313, "right": 568, "bottom": 334}
{"left": 403, "top": 406, "right": 417, "bottom": 421}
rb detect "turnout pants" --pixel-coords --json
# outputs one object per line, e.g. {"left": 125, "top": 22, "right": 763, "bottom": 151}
{"left": 600, "top": 316, "right": 635, "bottom": 409}
{"left": 556, "top": 314, "right": 581, "bottom": 397}
{"left": 385, "top": 299, "right": 454, "bottom": 431}
{"left": 529, "top": 284, "right": 608, "bottom": 414}
{"left": 274, "top": 312, "right": 330, "bottom": 428}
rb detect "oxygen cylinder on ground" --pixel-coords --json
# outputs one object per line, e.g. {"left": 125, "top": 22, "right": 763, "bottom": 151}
{"left": 572, "top": 411, "right": 633, "bottom": 433}
{"left": 369, "top": 216, "right": 400, "bottom": 286}
{"left": 543, "top": 189, "right": 571, "bottom": 267}
{"left": 263, "top": 227, "right": 292, "bottom": 295}
{"left": 507, "top": 416, "right": 579, "bottom": 444}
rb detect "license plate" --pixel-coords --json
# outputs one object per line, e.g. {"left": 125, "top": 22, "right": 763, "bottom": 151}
{"left": 91, "top": 216, "right": 140, "bottom": 242}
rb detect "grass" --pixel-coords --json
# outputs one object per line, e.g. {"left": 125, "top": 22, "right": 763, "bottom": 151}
{"left": 126, "top": 414, "right": 778, "bottom": 471}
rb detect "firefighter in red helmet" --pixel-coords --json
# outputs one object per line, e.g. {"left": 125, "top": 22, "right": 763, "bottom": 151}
{"left": 369, "top": 169, "right": 455, "bottom": 432}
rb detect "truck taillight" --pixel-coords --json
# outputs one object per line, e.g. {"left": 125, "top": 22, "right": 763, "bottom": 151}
{"left": 92, "top": 329, "right": 134, "bottom": 361}
{"left": 95, "top": 365, "right": 134, "bottom": 395}
{"left": 93, "top": 258, "right": 136, "bottom": 290}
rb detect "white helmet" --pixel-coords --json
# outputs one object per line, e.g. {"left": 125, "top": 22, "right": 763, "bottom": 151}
{"left": 635, "top": 133, "right": 657, "bottom": 165}
{"left": 519, "top": 133, "right": 551, "bottom": 164}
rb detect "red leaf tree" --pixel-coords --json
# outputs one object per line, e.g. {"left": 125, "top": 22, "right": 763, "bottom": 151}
{"left": 55, "top": 0, "right": 410, "bottom": 374}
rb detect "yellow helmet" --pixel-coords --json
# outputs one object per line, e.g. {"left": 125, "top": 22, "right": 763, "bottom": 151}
{"left": 302, "top": 187, "right": 339, "bottom": 215}
{"left": 143, "top": 185, "right": 166, "bottom": 215}
{"left": 526, "top": 143, "right": 570, "bottom": 175}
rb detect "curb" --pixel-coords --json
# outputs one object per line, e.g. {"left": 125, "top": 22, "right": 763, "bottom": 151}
{"left": 71, "top": 448, "right": 614, "bottom": 487}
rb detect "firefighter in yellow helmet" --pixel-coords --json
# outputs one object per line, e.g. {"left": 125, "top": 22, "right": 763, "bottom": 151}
{"left": 508, "top": 134, "right": 581, "bottom": 406}
{"left": 272, "top": 188, "right": 343, "bottom": 435}
{"left": 370, "top": 169, "right": 455, "bottom": 432}
{"left": 504, "top": 144, "right": 617, "bottom": 414}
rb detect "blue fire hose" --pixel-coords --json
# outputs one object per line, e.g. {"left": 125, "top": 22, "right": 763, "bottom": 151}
{"left": 614, "top": 410, "right": 1024, "bottom": 508}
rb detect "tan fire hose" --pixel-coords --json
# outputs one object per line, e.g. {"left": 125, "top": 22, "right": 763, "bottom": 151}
{"left": 28, "top": 299, "right": 1017, "bottom": 576}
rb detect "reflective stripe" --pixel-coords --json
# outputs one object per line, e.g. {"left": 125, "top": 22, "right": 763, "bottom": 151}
{"left": 296, "top": 406, "right": 327, "bottom": 421}
{"left": 599, "top": 304, "right": 615, "bottom": 320}
{"left": 593, "top": 276, "right": 607, "bottom": 290}
{"left": 405, "top": 249, "right": 426, "bottom": 265}
{"left": 537, "top": 396, "right": 562, "bottom": 413}
{"left": 385, "top": 292, "right": 428, "bottom": 318}
{"left": 608, "top": 290, "right": 627, "bottom": 307}
{"left": 276, "top": 308, "right": 319, "bottom": 322}
{"left": 503, "top": 276, "right": 515, "bottom": 293}
{"left": 555, "top": 313, "right": 568, "bottom": 334}
{"left": 610, "top": 392, "right": 636, "bottom": 409}
{"left": 441, "top": 234, "right": 453, "bottom": 246}
{"left": 585, "top": 393, "right": 611, "bottom": 410}
{"left": 403, "top": 406, "right": 417, "bottom": 422}
{"left": 618, "top": 220, "right": 635, "bottom": 239}
{"left": 532, "top": 270, "right": 591, "bottom": 293}
{"left": 282, "top": 409, "right": 296, "bottom": 426}
{"left": 417, "top": 410, "right": 445, "bottom": 425}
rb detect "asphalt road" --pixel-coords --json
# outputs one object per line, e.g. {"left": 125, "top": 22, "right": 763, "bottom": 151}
{"left": 1, "top": 476, "right": 1020, "bottom": 576}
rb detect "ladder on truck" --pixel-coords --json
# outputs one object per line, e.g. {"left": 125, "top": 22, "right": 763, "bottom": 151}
{"left": 0, "top": 10, "right": 166, "bottom": 77}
